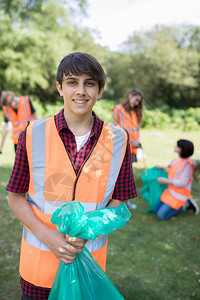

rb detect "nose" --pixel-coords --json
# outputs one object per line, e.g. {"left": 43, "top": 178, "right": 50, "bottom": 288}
{"left": 76, "top": 83, "right": 86, "bottom": 95}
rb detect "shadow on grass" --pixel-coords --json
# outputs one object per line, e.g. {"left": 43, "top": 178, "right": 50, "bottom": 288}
{"left": 115, "top": 275, "right": 163, "bottom": 300}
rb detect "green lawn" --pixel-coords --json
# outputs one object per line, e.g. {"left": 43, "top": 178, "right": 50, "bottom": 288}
{"left": 107, "top": 166, "right": 200, "bottom": 300}
{"left": 0, "top": 124, "right": 200, "bottom": 299}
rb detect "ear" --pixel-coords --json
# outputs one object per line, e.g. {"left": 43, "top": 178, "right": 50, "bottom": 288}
{"left": 97, "top": 87, "right": 104, "bottom": 100}
{"left": 56, "top": 81, "right": 63, "bottom": 96}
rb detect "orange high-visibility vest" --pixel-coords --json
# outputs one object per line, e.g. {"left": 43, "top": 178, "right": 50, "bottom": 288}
{"left": 160, "top": 158, "right": 193, "bottom": 210}
{"left": 19, "top": 117, "right": 127, "bottom": 288}
{"left": 2, "top": 96, "right": 35, "bottom": 144}
{"left": 113, "top": 104, "right": 139, "bottom": 155}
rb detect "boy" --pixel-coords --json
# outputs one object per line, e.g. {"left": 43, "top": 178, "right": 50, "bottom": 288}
{"left": 0, "top": 91, "right": 37, "bottom": 153}
{"left": 6, "top": 52, "right": 137, "bottom": 299}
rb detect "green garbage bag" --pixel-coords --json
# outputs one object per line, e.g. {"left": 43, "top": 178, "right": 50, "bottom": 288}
{"left": 48, "top": 201, "right": 131, "bottom": 300}
{"left": 141, "top": 166, "right": 168, "bottom": 212}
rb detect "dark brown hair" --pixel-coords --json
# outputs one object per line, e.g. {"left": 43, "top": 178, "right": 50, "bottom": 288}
{"left": 56, "top": 52, "right": 106, "bottom": 91}
{"left": 0, "top": 91, "right": 14, "bottom": 106}
{"left": 177, "top": 139, "right": 194, "bottom": 158}
{"left": 121, "top": 88, "right": 143, "bottom": 125}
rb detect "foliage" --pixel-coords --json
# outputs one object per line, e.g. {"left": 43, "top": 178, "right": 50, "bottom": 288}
{"left": 142, "top": 109, "right": 171, "bottom": 129}
{"left": 110, "top": 24, "right": 200, "bottom": 108}
{"left": 142, "top": 106, "right": 200, "bottom": 130}
{"left": 0, "top": 0, "right": 106, "bottom": 104}
{"left": 0, "top": 1, "right": 200, "bottom": 109}
{"left": 0, "top": 0, "right": 43, "bottom": 22}
{"left": 0, "top": 0, "right": 75, "bottom": 102}
{"left": 93, "top": 99, "right": 116, "bottom": 123}
{"left": 94, "top": 99, "right": 200, "bottom": 131}
{"left": 14, "top": 95, "right": 200, "bottom": 131}
{"left": 0, "top": 0, "right": 87, "bottom": 22}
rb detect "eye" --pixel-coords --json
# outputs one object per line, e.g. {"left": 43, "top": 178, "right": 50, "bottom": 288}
{"left": 67, "top": 80, "right": 77, "bottom": 85}
{"left": 86, "top": 81, "right": 96, "bottom": 86}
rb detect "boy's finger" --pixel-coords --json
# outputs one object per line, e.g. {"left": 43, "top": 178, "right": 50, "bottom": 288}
{"left": 68, "top": 236, "right": 76, "bottom": 242}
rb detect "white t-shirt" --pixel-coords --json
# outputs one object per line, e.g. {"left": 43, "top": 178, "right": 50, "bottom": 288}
{"left": 75, "top": 131, "right": 91, "bottom": 152}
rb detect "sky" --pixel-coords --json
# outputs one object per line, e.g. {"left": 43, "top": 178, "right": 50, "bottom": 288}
{"left": 81, "top": 0, "right": 200, "bottom": 51}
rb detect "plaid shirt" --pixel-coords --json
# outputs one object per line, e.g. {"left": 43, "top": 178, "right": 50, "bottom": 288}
{"left": 6, "top": 109, "right": 137, "bottom": 299}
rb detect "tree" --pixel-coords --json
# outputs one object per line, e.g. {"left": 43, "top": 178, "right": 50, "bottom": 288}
{"left": 0, "top": 0, "right": 43, "bottom": 22}
{"left": 120, "top": 25, "right": 200, "bottom": 108}
{"left": 0, "top": 0, "right": 94, "bottom": 103}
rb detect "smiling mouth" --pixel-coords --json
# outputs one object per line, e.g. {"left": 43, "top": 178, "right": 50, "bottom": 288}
{"left": 73, "top": 99, "right": 88, "bottom": 104}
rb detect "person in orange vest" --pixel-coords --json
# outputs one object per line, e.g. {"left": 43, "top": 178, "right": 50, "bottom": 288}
{"left": 5, "top": 52, "right": 137, "bottom": 299}
{"left": 0, "top": 91, "right": 37, "bottom": 153}
{"left": 154, "top": 139, "right": 199, "bottom": 220}
{"left": 113, "top": 88, "right": 144, "bottom": 210}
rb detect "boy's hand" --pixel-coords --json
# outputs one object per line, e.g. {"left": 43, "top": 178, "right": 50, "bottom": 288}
{"left": 65, "top": 234, "right": 87, "bottom": 249}
{"left": 43, "top": 229, "right": 87, "bottom": 264}
{"left": 7, "top": 192, "right": 87, "bottom": 265}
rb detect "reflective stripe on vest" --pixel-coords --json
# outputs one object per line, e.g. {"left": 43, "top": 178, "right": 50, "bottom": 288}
{"left": 22, "top": 225, "right": 108, "bottom": 253}
{"left": 161, "top": 158, "right": 193, "bottom": 209}
{"left": 114, "top": 104, "right": 139, "bottom": 155}
{"left": 20, "top": 117, "right": 127, "bottom": 287}
{"left": 2, "top": 96, "right": 34, "bottom": 144}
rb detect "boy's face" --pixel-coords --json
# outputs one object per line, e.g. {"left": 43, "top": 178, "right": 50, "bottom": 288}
{"left": 56, "top": 74, "right": 104, "bottom": 118}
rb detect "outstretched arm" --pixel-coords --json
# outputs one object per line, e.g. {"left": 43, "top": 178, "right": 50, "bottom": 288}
{"left": 157, "top": 164, "right": 192, "bottom": 187}
{"left": 156, "top": 165, "right": 169, "bottom": 173}
{"left": 113, "top": 108, "right": 119, "bottom": 126}
{"left": 0, "top": 122, "right": 9, "bottom": 153}
{"left": 157, "top": 177, "right": 172, "bottom": 185}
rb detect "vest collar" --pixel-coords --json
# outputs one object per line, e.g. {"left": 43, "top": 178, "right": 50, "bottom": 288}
{"left": 55, "top": 109, "right": 103, "bottom": 139}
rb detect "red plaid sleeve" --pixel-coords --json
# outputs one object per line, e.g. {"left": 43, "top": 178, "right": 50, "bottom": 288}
{"left": 112, "top": 136, "right": 137, "bottom": 200}
{"left": 6, "top": 130, "right": 29, "bottom": 193}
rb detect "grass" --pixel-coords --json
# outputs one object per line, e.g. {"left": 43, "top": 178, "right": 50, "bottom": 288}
{"left": 0, "top": 107, "right": 200, "bottom": 299}
{"left": 106, "top": 167, "right": 200, "bottom": 300}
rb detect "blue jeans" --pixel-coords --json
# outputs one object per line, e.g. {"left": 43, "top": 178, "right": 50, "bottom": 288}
{"left": 154, "top": 199, "right": 184, "bottom": 220}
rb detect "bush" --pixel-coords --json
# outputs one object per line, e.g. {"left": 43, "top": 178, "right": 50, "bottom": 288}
{"left": 142, "top": 106, "right": 200, "bottom": 130}
{"left": 186, "top": 107, "right": 200, "bottom": 124}
{"left": 142, "top": 109, "right": 171, "bottom": 129}
{"left": 1, "top": 97, "right": 199, "bottom": 131}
